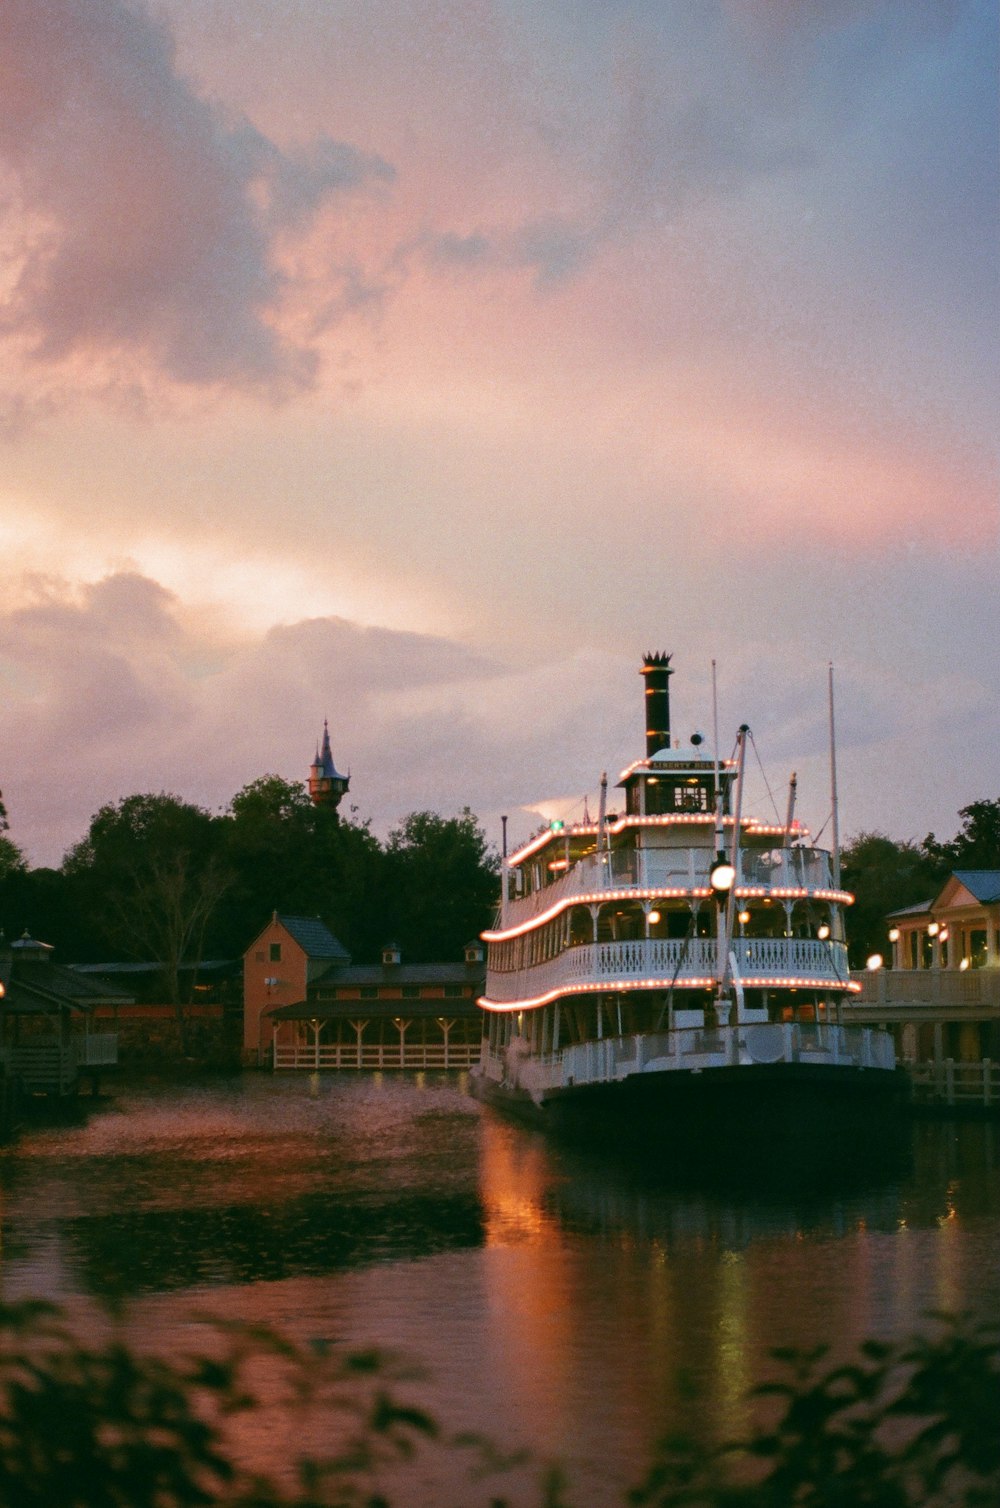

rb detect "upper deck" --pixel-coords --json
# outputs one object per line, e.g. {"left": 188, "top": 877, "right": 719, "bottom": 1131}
{"left": 489, "top": 817, "right": 848, "bottom": 940}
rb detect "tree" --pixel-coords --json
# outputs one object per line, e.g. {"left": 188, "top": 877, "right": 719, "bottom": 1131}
{"left": 840, "top": 831, "right": 938, "bottom": 968}
{"left": 62, "top": 794, "right": 231, "bottom": 1022}
{"left": 215, "top": 777, "right": 386, "bottom": 960}
{"left": 0, "top": 788, "right": 26, "bottom": 881}
{"left": 384, "top": 808, "right": 499, "bottom": 962}
{"left": 923, "top": 797, "right": 1000, "bottom": 874}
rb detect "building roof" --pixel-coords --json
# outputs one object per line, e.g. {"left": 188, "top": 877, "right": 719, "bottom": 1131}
{"left": 885, "top": 898, "right": 934, "bottom": 920}
{"left": 886, "top": 870, "right": 1000, "bottom": 921}
{"left": 313, "top": 720, "right": 348, "bottom": 782}
{"left": 312, "top": 961, "right": 485, "bottom": 987}
{"left": 2, "top": 959, "right": 135, "bottom": 1014}
{"left": 951, "top": 870, "right": 1000, "bottom": 905}
{"left": 279, "top": 915, "right": 351, "bottom": 960}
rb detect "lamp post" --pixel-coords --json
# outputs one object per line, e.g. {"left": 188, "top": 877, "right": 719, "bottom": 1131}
{"left": 710, "top": 852, "right": 736, "bottom": 1025}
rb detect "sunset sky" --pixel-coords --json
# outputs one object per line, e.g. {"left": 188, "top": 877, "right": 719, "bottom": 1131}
{"left": 2, "top": 0, "right": 997, "bottom": 869}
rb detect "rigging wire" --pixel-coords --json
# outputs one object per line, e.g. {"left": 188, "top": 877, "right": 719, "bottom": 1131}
{"left": 747, "top": 729, "right": 783, "bottom": 825}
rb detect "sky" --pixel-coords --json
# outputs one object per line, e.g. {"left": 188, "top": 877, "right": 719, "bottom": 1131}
{"left": 1, "top": 0, "right": 997, "bottom": 870}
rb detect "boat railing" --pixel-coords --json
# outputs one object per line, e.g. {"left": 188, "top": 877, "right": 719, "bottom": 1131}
{"left": 554, "top": 1022, "right": 894, "bottom": 1091}
{"left": 485, "top": 936, "right": 851, "bottom": 1004}
{"left": 501, "top": 846, "right": 838, "bottom": 927}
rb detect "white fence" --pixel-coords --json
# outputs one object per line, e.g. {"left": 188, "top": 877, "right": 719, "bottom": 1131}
{"left": 486, "top": 936, "right": 851, "bottom": 1004}
{"left": 909, "top": 1058, "right": 1000, "bottom": 1109}
{"left": 0, "top": 1033, "right": 119, "bottom": 1093}
{"left": 273, "top": 1041, "right": 481, "bottom": 1071}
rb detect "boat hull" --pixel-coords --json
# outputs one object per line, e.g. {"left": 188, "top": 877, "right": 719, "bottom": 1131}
{"left": 470, "top": 1057, "right": 908, "bottom": 1161}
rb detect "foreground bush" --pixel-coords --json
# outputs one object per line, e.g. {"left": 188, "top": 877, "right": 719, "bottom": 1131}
{"left": 0, "top": 1302, "right": 996, "bottom": 1506}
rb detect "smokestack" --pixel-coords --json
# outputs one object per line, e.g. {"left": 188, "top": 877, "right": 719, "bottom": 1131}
{"left": 640, "top": 652, "right": 673, "bottom": 756}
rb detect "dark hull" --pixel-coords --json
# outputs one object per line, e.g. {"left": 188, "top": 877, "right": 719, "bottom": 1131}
{"left": 470, "top": 1060, "right": 908, "bottom": 1162}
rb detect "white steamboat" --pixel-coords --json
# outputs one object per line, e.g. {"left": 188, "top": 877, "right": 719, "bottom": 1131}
{"left": 470, "top": 654, "right": 902, "bottom": 1146}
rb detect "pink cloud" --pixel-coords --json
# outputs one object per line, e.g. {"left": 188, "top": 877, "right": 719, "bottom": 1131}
{"left": 0, "top": 0, "right": 393, "bottom": 398}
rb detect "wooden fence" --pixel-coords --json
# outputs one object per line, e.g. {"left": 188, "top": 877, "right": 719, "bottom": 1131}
{"left": 273, "top": 1041, "right": 480, "bottom": 1071}
{"left": 908, "top": 1057, "right": 999, "bottom": 1110}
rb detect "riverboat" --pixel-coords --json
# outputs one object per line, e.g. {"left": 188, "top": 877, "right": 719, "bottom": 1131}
{"left": 470, "top": 654, "right": 903, "bottom": 1147}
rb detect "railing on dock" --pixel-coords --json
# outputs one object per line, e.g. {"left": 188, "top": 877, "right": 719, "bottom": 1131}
{"left": 273, "top": 1041, "right": 481, "bottom": 1071}
{"left": 908, "top": 1058, "right": 999, "bottom": 1110}
{"left": 0, "top": 1033, "right": 119, "bottom": 1093}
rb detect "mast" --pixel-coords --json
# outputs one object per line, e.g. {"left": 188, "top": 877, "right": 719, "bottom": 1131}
{"left": 500, "top": 814, "right": 509, "bottom": 926}
{"left": 712, "top": 659, "right": 724, "bottom": 855}
{"left": 784, "top": 772, "right": 798, "bottom": 847}
{"left": 828, "top": 663, "right": 841, "bottom": 891}
{"left": 598, "top": 772, "right": 608, "bottom": 886}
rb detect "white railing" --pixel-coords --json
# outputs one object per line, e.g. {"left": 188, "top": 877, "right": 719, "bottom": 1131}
{"left": 909, "top": 1057, "right": 1000, "bottom": 1108}
{"left": 480, "top": 1021, "right": 895, "bottom": 1100}
{"left": 486, "top": 936, "right": 851, "bottom": 1004}
{"left": 79, "top": 1033, "right": 119, "bottom": 1067}
{"left": 851, "top": 968, "right": 1000, "bottom": 1007}
{"left": 273, "top": 1042, "right": 481, "bottom": 1071}
{"left": 1, "top": 1044, "right": 76, "bottom": 1093}
{"left": 501, "top": 846, "right": 837, "bottom": 929}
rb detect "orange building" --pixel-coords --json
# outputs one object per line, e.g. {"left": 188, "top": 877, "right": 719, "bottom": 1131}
{"left": 242, "top": 912, "right": 351, "bottom": 1060}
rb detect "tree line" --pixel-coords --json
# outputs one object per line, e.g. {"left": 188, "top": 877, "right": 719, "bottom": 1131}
{"left": 0, "top": 779, "right": 499, "bottom": 1002}
{"left": 2, "top": 784, "right": 999, "bottom": 985}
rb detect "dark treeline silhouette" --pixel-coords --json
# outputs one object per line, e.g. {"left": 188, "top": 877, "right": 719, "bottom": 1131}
{"left": 0, "top": 777, "right": 499, "bottom": 989}
{"left": 3, "top": 783, "right": 999, "bottom": 980}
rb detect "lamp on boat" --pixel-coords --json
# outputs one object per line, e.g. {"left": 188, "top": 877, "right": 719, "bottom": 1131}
{"left": 738, "top": 909, "right": 751, "bottom": 926}
{"left": 817, "top": 923, "right": 831, "bottom": 941}
{"left": 709, "top": 854, "right": 736, "bottom": 893}
{"left": 866, "top": 953, "right": 883, "bottom": 971}
{"left": 647, "top": 910, "right": 661, "bottom": 926}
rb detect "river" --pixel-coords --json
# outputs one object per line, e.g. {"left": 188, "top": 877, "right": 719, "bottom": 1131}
{"left": 1, "top": 1072, "right": 998, "bottom": 1504}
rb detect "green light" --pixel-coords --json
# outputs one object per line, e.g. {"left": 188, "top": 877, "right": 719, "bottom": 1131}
{"left": 550, "top": 819, "right": 565, "bottom": 832}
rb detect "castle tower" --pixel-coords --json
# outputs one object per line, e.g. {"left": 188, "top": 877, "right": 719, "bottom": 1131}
{"left": 308, "top": 721, "right": 350, "bottom": 811}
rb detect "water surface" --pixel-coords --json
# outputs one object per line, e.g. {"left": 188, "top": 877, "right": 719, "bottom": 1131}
{"left": 1, "top": 1072, "right": 997, "bottom": 1503}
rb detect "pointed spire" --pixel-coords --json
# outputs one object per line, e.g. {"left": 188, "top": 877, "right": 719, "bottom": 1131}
{"left": 308, "top": 718, "right": 350, "bottom": 810}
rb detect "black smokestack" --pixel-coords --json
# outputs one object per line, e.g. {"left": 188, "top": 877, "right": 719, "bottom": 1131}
{"left": 640, "top": 652, "right": 673, "bottom": 756}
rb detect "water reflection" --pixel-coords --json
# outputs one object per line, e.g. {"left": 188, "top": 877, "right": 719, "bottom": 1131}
{"left": 0, "top": 1075, "right": 998, "bottom": 1506}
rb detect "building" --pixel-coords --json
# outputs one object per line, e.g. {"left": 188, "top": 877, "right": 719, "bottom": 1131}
{"left": 308, "top": 721, "right": 349, "bottom": 811}
{"left": 243, "top": 912, "right": 351, "bottom": 1060}
{"left": 243, "top": 916, "right": 484, "bottom": 1070}
{"left": 0, "top": 932, "right": 122, "bottom": 1095}
{"left": 885, "top": 870, "right": 1000, "bottom": 973}
{"left": 847, "top": 871, "right": 1000, "bottom": 1108}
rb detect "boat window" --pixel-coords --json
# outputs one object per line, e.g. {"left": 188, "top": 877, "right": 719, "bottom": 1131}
{"left": 673, "top": 783, "right": 709, "bottom": 812}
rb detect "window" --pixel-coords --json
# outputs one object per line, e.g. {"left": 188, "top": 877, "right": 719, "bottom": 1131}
{"left": 444, "top": 984, "right": 463, "bottom": 998}
{"left": 361, "top": 986, "right": 378, "bottom": 1000}
{"left": 402, "top": 985, "right": 421, "bottom": 999}
{"left": 269, "top": 943, "right": 282, "bottom": 962}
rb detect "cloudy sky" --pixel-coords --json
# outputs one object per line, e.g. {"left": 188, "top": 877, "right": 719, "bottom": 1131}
{"left": 1, "top": 0, "right": 997, "bottom": 868}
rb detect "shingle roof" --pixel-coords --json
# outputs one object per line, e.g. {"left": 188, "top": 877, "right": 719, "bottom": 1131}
{"left": 278, "top": 915, "right": 351, "bottom": 961}
{"left": 952, "top": 870, "right": 1000, "bottom": 905}
{"left": 313, "top": 961, "right": 484, "bottom": 986}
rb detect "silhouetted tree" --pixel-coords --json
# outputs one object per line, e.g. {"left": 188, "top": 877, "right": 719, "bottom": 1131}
{"left": 923, "top": 797, "right": 1000, "bottom": 874}
{"left": 384, "top": 808, "right": 498, "bottom": 962}
{"left": 62, "top": 794, "right": 232, "bottom": 1021}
